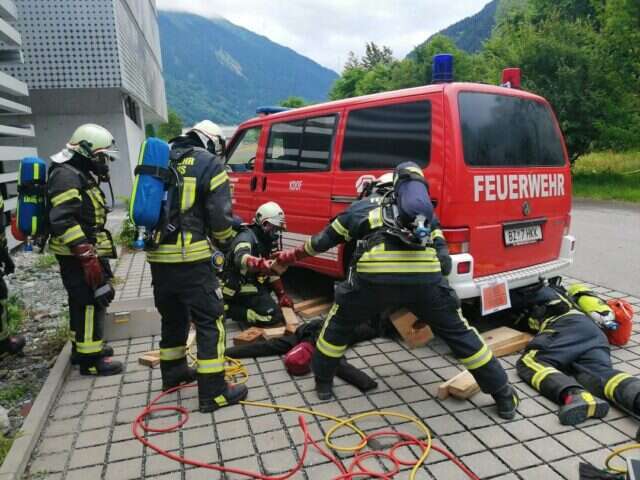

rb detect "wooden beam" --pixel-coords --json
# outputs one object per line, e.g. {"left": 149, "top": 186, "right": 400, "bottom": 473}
{"left": 232, "top": 327, "right": 265, "bottom": 345}
{"left": 282, "top": 307, "right": 300, "bottom": 334}
{"left": 139, "top": 350, "right": 160, "bottom": 368}
{"left": 294, "top": 297, "right": 330, "bottom": 313}
{"left": 263, "top": 326, "right": 287, "bottom": 340}
{"left": 298, "top": 302, "right": 332, "bottom": 319}
{"left": 390, "top": 309, "right": 433, "bottom": 349}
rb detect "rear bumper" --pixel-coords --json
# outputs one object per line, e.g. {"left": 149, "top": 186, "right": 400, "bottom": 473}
{"left": 449, "top": 234, "right": 576, "bottom": 300}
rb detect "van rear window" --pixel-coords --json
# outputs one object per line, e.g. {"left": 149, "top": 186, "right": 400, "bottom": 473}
{"left": 341, "top": 101, "right": 431, "bottom": 171}
{"left": 459, "top": 92, "right": 565, "bottom": 167}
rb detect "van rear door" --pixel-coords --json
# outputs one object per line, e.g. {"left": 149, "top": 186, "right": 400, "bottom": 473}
{"left": 445, "top": 88, "right": 571, "bottom": 278}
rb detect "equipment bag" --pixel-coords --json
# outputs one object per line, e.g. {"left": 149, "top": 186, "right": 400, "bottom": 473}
{"left": 606, "top": 299, "right": 634, "bottom": 346}
{"left": 130, "top": 137, "right": 170, "bottom": 229}
{"left": 16, "top": 156, "right": 47, "bottom": 237}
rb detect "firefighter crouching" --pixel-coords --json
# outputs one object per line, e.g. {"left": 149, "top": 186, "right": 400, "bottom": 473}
{"left": 275, "top": 162, "right": 519, "bottom": 419}
{"left": 47, "top": 124, "right": 120, "bottom": 375}
{"left": 222, "top": 202, "right": 293, "bottom": 328}
{"left": 514, "top": 280, "right": 640, "bottom": 425}
{"left": 146, "top": 120, "right": 247, "bottom": 412}
{"left": 0, "top": 194, "right": 24, "bottom": 358}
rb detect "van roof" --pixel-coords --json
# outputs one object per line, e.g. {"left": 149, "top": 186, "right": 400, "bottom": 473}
{"left": 238, "top": 82, "right": 549, "bottom": 128}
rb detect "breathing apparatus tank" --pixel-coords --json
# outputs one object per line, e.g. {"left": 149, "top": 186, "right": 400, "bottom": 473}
{"left": 16, "top": 156, "right": 47, "bottom": 237}
{"left": 567, "top": 284, "right": 618, "bottom": 331}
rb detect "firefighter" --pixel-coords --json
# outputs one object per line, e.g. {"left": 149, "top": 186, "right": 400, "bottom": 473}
{"left": 146, "top": 120, "right": 248, "bottom": 412}
{"left": 48, "top": 124, "right": 120, "bottom": 375}
{"left": 0, "top": 194, "right": 24, "bottom": 358}
{"left": 275, "top": 162, "right": 518, "bottom": 419}
{"left": 514, "top": 280, "right": 640, "bottom": 425}
{"left": 222, "top": 202, "right": 292, "bottom": 329}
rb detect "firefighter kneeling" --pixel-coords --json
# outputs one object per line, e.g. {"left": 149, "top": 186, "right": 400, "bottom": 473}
{"left": 275, "top": 162, "right": 518, "bottom": 419}
{"left": 222, "top": 202, "right": 292, "bottom": 328}
{"left": 514, "top": 280, "right": 638, "bottom": 425}
{"left": 145, "top": 120, "right": 247, "bottom": 412}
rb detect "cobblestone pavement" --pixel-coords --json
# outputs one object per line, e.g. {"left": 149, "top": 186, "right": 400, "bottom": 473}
{"left": 22, "top": 252, "right": 640, "bottom": 479}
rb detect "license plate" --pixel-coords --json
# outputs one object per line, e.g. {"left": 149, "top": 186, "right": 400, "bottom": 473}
{"left": 504, "top": 224, "right": 542, "bottom": 246}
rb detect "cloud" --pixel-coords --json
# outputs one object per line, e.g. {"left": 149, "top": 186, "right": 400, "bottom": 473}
{"left": 156, "top": 0, "right": 491, "bottom": 72}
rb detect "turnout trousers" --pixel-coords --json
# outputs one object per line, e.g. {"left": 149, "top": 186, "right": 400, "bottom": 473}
{"left": 57, "top": 255, "right": 110, "bottom": 359}
{"left": 312, "top": 276, "right": 508, "bottom": 395}
{"left": 0, "top": 277, "right": 8, "bottom": 342}
{"left": 517, "top": 315, "right": 640, "bottom": 412}
{"left": 150, "top": 261, "right": 227, "bottom": 394}
{"left": 224, "top": 288, "right": 283, "bottom": 329}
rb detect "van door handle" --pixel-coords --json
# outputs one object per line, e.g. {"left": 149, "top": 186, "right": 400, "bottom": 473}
{"left": 250, "top": 176, "right": 258, "bottom": 191}
{"left": 262, "top": 177, "right": 267, "bottom": 191}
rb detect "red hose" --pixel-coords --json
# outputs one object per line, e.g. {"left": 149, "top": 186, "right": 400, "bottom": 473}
{"left": 132, "top": 383, "right": 480, "bottom": 480}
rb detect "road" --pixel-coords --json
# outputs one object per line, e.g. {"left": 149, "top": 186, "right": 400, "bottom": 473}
{"left": 567, "top": 199, "right": 640, "bottom": 297}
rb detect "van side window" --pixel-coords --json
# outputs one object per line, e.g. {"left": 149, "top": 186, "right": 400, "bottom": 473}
{"left": 265, "top": 115, "right": 336, "bottom": 172}
{"left": 226, "top": 126, "right": 262, "bottom": 172}
{"left": 341, "top": 101, "right": 431, "bottom": 171}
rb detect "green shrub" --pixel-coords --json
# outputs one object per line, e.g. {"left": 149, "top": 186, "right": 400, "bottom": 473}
{"left": 116, "top": 195, "right": 136, "bottom": 248}
{"left": 7, "top": 295, "right": 25, "bottom": 335}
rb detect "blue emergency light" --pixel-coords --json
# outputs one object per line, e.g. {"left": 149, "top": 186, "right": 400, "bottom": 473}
{"left": 256, "top": 106, "right": 290, "bottom": 116}
{"left": 432, "top": 54, "right": 454, "bottom": 83}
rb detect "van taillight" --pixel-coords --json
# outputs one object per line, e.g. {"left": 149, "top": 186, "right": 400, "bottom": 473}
{"left": 443, "top": 228, "right": 470, "bottom": 254}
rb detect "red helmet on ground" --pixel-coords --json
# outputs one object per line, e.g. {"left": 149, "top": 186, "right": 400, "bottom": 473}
{"left": 606, "top": 299, "right": 634, "bottom": 346}
{"left": 284, "top": 341, "right": 314, "bottom": 376}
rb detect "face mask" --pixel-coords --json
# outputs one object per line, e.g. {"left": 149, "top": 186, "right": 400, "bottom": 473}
{"left": 90, "top": 155, "right": 111, "bottom": 182}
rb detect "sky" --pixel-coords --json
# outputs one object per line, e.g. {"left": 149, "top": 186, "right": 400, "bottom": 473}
{"left": 156, "top": 1, "right": 492, "bottom": 73}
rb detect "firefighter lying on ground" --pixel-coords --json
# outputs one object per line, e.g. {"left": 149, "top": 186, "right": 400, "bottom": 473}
{"left": 222, "top": 202, "right": 293, "bottom": 329}
{"left": 513, "top": 279, "right": 638, "bottom": 426}
{"left": 146, "top": 120, "right": 248, "bottom": 412}
{"left": 47, "top": 124, "right": 120, "bottom": 376}
{"left": 275, "top": 162, "right": 519, "bottom": 419}
{"left": 0, "top": 194, "right": 24, "bottom": 358}
{"left": 227, "top": 317, "right": 379, "bottom": 392}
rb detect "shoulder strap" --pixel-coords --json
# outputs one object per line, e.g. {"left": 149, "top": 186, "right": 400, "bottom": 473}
{"left": 58, "top": 163, "right": 90, "bottom": 189}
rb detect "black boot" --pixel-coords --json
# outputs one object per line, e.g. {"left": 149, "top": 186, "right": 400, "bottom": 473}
{"left": 197, "top": 373, "right": 248, "bottom": 413}
{"left": 79, "top": 356, "right": 123, "bottom": 376}
{"left": 71, "top": 343, "right": 114, "bottom": 366}
{"left": 0, "top": 335, "right": 25, "bottom": 357}
{"left": 559, "top": 389, "right": 609, "bottom": 426}
{"left": 315, "top": 379, "right": 334, "bottom": 401}
{"left": 161, "top": 358, "right": 196, "bottom": 391}
{"left": 492, "top": 384, "right": 520, "bottom": 420}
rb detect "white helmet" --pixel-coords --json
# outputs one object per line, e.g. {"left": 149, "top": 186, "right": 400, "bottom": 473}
{"left": 52, "top": 123, "right": 118, "bottom": 163}
{"left": 376, "top": 172, "right": 394, "bottom": 188}
{"left": 190, "top": 120, "right": 226, "bottom": 155}
{"left": 255, "top": 201, "right": 286, "bottom": 230}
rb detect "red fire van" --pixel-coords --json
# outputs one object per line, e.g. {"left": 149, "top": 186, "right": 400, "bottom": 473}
{"left": 224, "top": 79, "right": 575, "bottom": 310}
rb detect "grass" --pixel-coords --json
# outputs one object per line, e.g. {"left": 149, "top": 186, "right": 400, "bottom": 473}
{"left": 572, "top": 150, "right": 640, "bottom": 202}
{"left": 0, "top": 384, "right": 29, "bottom": 406}
{"left": 34, "top": 253, "right": 57, "bottom": 269}
{"left": 7, "top": 295, "right": 25, "bottom": 336}
{"left": 116, "top": 195, "right": 137, "bottom": 248}
{"left": 0, "top": 433, "right": 14, "bottom": 466}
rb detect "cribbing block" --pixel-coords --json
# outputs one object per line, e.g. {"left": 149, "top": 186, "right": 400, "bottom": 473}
{"left": 263, "top": 326, "right": 287, "bottom": 340}
{"left": 390, "top": 309, "right": 433, "bottom": 349}
{"left": 282, "top": 307, "right": 300, "bottom": 334}
{"left": 299, "top": 302, "right": 333, "bottom": 319}
{"left": 233, "top": 327, "right": 264, "bottom": 345}
{"left": 294, "top": 297, "right": 330, "bottom": 313}
{"left": 139, "top": 350, "right": 160, "bottom": 368}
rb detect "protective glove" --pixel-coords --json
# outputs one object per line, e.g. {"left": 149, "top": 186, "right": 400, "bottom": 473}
{"left": 244, "top": 255, "right": 276, "bottom": 275}
{"left": 270, "top": 278, "right": 293, "bottom": 308}
{"left": 71, "top": 243, "right": 104, "bottom": 289}
{"left": 438, "top": 253, "right": 452, "bottom": 277}
{"left": 94, "top": 282, "right": 115, "bottom": 308}
{"left": 0, "top": 248, "right": 15, "bottom": 275}
{"left": 274, "top": 245, "right": 308, "bottom": 267}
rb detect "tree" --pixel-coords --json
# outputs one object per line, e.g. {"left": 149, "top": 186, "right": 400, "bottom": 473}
{"left": 145, "top": 124, "right": 156, "bottom": 138}
{"left": 279, "top": 96, "right": 308, "bottom": 108}
{"left": 157, "top": 110, "right": 183, "bottom": 141}
{"left": 361, "top": 42, "right": 394, "bottom": 70}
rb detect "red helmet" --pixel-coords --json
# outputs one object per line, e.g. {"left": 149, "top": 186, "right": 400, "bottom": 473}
{"left": 283, "top": 342, "right": 314, "bottom": 376}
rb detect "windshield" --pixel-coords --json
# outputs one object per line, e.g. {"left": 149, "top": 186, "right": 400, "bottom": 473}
{"left": 459, "top": 92, "right": 565, "bottom": 167}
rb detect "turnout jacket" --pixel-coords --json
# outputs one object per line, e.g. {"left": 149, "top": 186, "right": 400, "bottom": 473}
{"left": 304, "top": 197, "right": 448, "bottom": 285}
{"left": 146, "top": 137, "right": 234, "bottom": 264}
{"left": 47, "top": 163, "right": 115, "bottom": 258}
{"left": 222, "top": 225, "right": 275, "bottom": 296}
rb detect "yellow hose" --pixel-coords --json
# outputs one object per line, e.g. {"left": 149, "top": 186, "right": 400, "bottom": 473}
{"left": 605, "top": 443, "right": 640, "bottom": 474}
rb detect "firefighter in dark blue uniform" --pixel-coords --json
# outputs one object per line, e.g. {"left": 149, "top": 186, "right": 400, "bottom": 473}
{"left": 222, "top": 202, "right": 293, "bottom": 328}
{"left": 276, "top": 162, "right": 518, "bottom": 419}
{"left": 514, "top": 280, "right": 640, "bottom": 425}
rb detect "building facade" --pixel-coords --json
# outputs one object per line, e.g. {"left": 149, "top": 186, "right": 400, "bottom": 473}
{"left": 3, "top": 0, "right": 167, "bottom": 198}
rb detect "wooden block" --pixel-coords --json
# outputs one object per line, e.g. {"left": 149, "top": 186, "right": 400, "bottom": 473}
{"left": 186, "top": 328, "right": 196, "bottom": 349}
{"left": 449, "top": 371, "right": 481, "bottom": 399}
{"left": 282, "top": 307, "right": 300, "bottom": 334}
{"left": 263, "top": 326, "right": 287, "bottom": 340}
{"left": 233, "top": 327, "right": 264, "bottom": 345}
{"left": 482, "top": 327, "right": 531, "bottom": 351}
{"left": 139, "top": 350, "right": 160, "bottom": 368}
{"left": 390, "top": 309, "right": 433, "bottom": 349}
{"left": 491, "top": 334, "right": 533, "bottom": 357}
{"left": 294, "top": 297, "right": 331, "bottom": 313}
{"left": 298, "top": 302, "right": 332, "bottom": 319}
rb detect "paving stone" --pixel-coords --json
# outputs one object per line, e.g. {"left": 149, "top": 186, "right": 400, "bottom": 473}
{"left": 109, "top": 438, "right": 145, "bottom": 462}
{"left": 65, "top": 465, "right": 103, "bottom": 480}
{"left": 453, "top": 408, "right": 494, "bottom": 429}
{"left": 249, "top": 413, "right": 282, "bottom": 434}
{"left": 85, "top": 397, "right": 118, "bottom": 415}
{"left": 185, "top": 466, "right": 224, "bottom": 480}
{"left": 519, "top": 464, "right": 565, "bottom": 479}
{"left": 442, "top": 431, "right": 486, "bottom": 456}
{"left": 37, "top": 434, "right": 74, "bottom": 454}
{"left": 52, "top": 403, "right": 84, "bottom": 420}
{"left": 43, "top": 417, "right": 80, "bottom": 437}
{"left": 112, "top": 423, "right": 135, "bottom": 442}
{"left": 81, "top": 412, "right": 113, "bottom": 430}
{"left": 423, "top": 414, "right": 466, "bottom": 436}
{"left": 429, "top": 459, "right": 477, "bottom": 480}
{"left": 505, "top": 418, "right": 550, "bottom": 440}
{"left": 526, "top": 436, "right": 573, "bottom": 462}
{"left": 76, "top": 427, "right": 110, "bottom": 448}
{"left": 68, "top": 444, "right": 107, "bottom": 469}
{"left": 531, "top": 412, "right": 575, "bottom": 435}
{"left": 255, "top": 429, "right": 291, "bottom": 453}
{"left": 460, "top": 450, "right": 509, "bottom": 478}
{"left": 220, "top": 437, "right": 255, "bottom": 461}
{"left": 555, "top": 429, "right": 601, "bottom": 454}
{"left": 494, "top": 444, "right": 540, "bottom": 470}
{"left": 261, "top": 448, "right": 297, "bottom": 473}
{"left": 58, "top": 389, "right": 90, "bottom": 405}
{"left": 368, "top": 391, "right": 403, "bottom": 408}
{"left": 30, "top": 452, "right": 69, "bottom": 473}
{"left": 105, "top": 458, "right": 143, "bottom": 480}
{"left": 225, "top": 456, "right": 260, "bottom": 480}
{"left": 145, "top": 452, "right": 182, "bottom": 476}
{"left": 183, "top": 426, "right": 215, "bottom": 447}
{"left": 183, "top": 443, "right": 219, "bottom": 463}
{"left": 582, "top": 423, "right": 630, "bottom": 445}
{"left": 472, "top": 425, "right": 515, "bottom": 449}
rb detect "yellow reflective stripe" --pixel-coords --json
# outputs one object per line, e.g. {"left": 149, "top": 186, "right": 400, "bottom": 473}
{"left": 357, "top": 262, "right": 441, "bottom": 273}
{"left": 368, "top": 208, "right": 383, "bottom": 229}
{"left": 430, "top": 229, "right": 444, "bottom": 241}
{"left": 528, "top": 317, "right": 541, "bottom": 331}
{"left": 212, "top": 226, "right": 234, "bottom": 241}
{"left": 222, "top": 286, "right": 236, "bottom": 296}
{"left": 582, "top": 392, "right": 596, "bottom": 417}
{"left": 57, "top": 224, "right": 86, "bottom": 245}
{"left": 459, "top": 343, "right": 492, "bottom": 370}
{"left": 240, "top": 284, "right": 259, "bottom": 294}
{"left": 521, "top": 350, "right": 561, "bottom": 391}
{"left": 86, "top": 187, "right": 106, "bottom": 225}
{"left": 234, "top": 242, "right": 252, "bottom": 253}
{"left": 76, "top": 340, "right": 103, "bottom": 354}
{"left": 604, "top": 372, "right": 632, "bottom": 401}
{"left": 331, "top": 219, "right": 351, "bottom": 241}
{"left": 359, "top": 251, "right": 438, "bottom": 261}
{"left": 532, "top": 367, "right": 556, "bottom": 390}
{"left": 0, "top": 196, "right": 4, "bottom": 210}
{"left": 247, "top": 309, "right": 273, "bottom": 324}
{"left": 160, "top": 346, "right": 186, "bottom": 361}
{"left": 180, "top": 177, "right": 197, "bottom": 212}
{"left": 316, "top": 304, "right": 347, "bottom": 358}
{"left": 51, "top": 189, "right": 82, "bottom": 207}
{"left": 304, "top": 239, "right": 317, "bottom": 256}
{"left": 216, "top": 315, "right": 225, "bottom": 360}
{"left": 77, "top": 306, "right": 102, "bottom": 353}
{"left": 197, "top": 358, "right": 225, "bottom": 374}
{"left": 209, "top": 171, "right": 229, "bottom": 191}
{"left": 146, "top": 239, "right": 213, "bottom": 263}
{"left": 214, "top": 395, "right": 228, "bottom": 407}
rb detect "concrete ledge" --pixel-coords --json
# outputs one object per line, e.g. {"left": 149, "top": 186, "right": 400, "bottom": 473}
{"left": 0, "top": 343, "right": 71, "bottom": 480}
